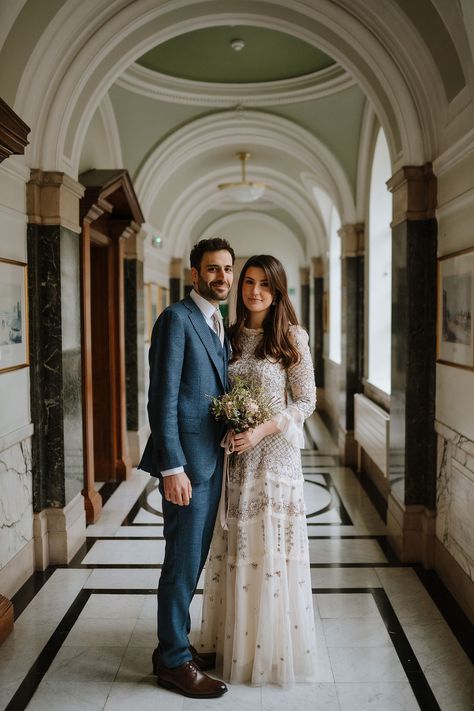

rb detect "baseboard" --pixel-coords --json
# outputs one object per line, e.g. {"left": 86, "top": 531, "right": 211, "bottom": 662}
{"left": 33, "top": 492, "right": 86, "bottom": 569}
{"left": 387, "top": 492, "right": 436, "bottom": 567}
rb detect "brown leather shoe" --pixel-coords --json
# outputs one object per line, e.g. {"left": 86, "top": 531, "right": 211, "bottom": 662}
{"left": 156, "top": 659, "right": 227, "bottom": 698}
{"left": 189, "top": 644, "right": 216, "bottom": 671}
{"left": 152, "top": 646, "right": 216, "bottom": 673}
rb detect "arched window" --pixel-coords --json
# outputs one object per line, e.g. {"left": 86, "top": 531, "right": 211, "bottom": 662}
{"left": 329, "top": 204, "right": 341, "bottom": 364}
{"left": 368, "top": 128, "right": 392, "bottom": 393}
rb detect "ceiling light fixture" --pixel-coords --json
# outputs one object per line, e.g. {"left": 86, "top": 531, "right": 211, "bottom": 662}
{"left": 231, "top": 39, "right": 245, "bottom": 51}
{"left": 217, "top": 152, "right": 266, "bottom": 203}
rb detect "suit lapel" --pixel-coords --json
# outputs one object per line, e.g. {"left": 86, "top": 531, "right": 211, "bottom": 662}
{"left": 184, "top": 297, "right": 225, "bottom": 388}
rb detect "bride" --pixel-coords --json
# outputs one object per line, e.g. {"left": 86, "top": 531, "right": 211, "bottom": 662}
{"left": 199, "top": 254, "right": 317, "bottom": 686}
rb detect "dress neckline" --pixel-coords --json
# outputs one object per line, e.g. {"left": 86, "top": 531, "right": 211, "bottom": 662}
{"left": 242, "top": 325, "right": 263, "bottom": 334}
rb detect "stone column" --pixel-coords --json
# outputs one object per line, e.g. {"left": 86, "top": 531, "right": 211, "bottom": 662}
{"left": 312, "top": 257, "right": 325, "bottom": 392}
{"left": 124, "top": 232, "right": 147, "bottom": 466}
{"left": 27, "top": 170, "right": 87, "bottom": 567}
{"left": 169, "top": 258, "right": 182, "bottom": 303}
{"left": 299, "top": 267, "right": 310, "bottom": 331}
{"left": 386, "top": 164, "right": 437, "bottom": 564}
{"left": 339, "top": 223, "right": 365, "bottom": 465}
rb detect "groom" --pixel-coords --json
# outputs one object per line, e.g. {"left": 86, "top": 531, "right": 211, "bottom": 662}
{"left": 139, "top": 237, "right": 234, "bottom": 699}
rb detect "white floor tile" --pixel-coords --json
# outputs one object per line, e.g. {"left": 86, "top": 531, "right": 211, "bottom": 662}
{"left": 261, "top": 682, "right": 339, "bottom": 711}
{"left": 103, "top": 680, "right": 183, "bottom": 711}
{"left": 328, "top": 647, "right": 407, "bottom": 683}
{"left": 322, "top": 617, "right": 391, "bottom": 647}
{"left": 84, "top": 568, "right": 161, "bottom": 589}
{"left": 64, "top": 617, "right": 137, "bottom": 647}
{"left": 182, "top": 683, "right": 262, "bottom": 711}
{"left": 25, "top": 680, "right": 113, "bottom": 711}
{"left": 82, "top": 540, "right": 166, "bottom": 565}
{"left": 335, "top": 682, "right": 419, "bottom": 710}
{"left": 45, "top": 646, "right": 126, "bottom": 682}
{"left": 311, "top": 567, "right": 381, "bottom": 589}
{"left": 316, "top": 594, "right": 380, "bottom": 619}
{"left": 309, "top": 539, "right": 387, "bottom": 564}
{"left": 81, "top": 594, "right": 145, "bottom": 619}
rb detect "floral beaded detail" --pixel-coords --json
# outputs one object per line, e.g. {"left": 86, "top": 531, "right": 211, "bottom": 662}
{"left": 198, "top": 325, "right": 317, "bottom": 686}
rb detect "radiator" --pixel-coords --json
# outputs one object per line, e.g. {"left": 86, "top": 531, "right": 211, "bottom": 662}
{"left": 354, "top": 394, "right": 390, "bottom": 477}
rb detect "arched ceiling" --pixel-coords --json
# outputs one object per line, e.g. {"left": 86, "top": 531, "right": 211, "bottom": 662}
{"left": 0, "top": 0, "right": 472, "bottom": 262}
{"left": 136, "top": 25, "right": 335, "bottom": 82}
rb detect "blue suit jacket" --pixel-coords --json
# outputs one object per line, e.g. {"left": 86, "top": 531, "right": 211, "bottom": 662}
{"left": 139, "top": 296, "right": 228, "bottom": 483}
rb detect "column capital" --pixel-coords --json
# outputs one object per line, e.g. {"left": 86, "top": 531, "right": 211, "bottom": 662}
{"left": 299, "top": 266, "right": 310, "bottom": 285}
{"left": 386, "top": 163, "right": 436, "bottom": 226}
{"left": 312, "top": 257, "right": 325, "bottom": 278}
{"left": 170, "top": 257, "right": 183, "bottom": 279}
{"left": 338, "top": 223, "right": 365, "bottom": 258}
{"left": 27, "top": 169, "right": 85, "bottom": 233}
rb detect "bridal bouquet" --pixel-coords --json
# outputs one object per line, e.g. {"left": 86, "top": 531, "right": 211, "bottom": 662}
{"left": 209, "top": 377, "right": 274, "bottom": 433}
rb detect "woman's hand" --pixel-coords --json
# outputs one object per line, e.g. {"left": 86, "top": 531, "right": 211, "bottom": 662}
{"left": 232, "top": 419, "right": 280, "bottom": 454}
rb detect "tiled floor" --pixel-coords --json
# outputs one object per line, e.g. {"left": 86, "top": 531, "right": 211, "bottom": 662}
{"left": 2, "top": 415, "right": 473, "bottom": 710}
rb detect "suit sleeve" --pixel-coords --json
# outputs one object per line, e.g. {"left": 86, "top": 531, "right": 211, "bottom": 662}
{"left": 147, "top": 308, "right": 187, "bottom": 470}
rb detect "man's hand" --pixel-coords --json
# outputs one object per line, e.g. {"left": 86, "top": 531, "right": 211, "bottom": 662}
{"left": 163, "top": 473, "right": 192, "bottom": 506}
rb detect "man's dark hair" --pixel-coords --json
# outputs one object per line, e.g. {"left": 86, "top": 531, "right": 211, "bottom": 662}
{"left": 190, "top": 237, "right": 235, "bottom": 271}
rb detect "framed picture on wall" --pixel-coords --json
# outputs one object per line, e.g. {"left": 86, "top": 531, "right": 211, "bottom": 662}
{"left": 0, "top": 258, "right": 29, "bottom": 373}
{"left": 437, "top": 248, "right": 474, "bottom": 369}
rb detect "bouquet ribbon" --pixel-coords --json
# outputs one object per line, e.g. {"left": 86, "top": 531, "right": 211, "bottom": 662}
{"left": 219, "top": 429, "right": 234, "bottom": 531}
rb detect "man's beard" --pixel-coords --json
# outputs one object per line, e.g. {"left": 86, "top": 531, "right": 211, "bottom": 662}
{"left": 196, "top": 275, "right": 230, "bottom": 302}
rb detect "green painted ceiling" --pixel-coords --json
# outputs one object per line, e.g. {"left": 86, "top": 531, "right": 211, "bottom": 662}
{"left": 137, "top": 26, "right": 335, "bottom": 83}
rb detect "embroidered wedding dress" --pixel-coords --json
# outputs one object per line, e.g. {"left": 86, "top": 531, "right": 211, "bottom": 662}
{"left": 199, "top": 325, "right": 317, "bottom": 686}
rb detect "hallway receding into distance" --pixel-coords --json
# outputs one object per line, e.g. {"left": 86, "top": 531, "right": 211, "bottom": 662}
{"left": 2, "top": 416, "right": 472, "bottom": 711}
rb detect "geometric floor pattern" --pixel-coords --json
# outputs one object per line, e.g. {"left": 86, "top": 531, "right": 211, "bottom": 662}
{"left": 1, "top": 415, "right": 473, "bottom": 710}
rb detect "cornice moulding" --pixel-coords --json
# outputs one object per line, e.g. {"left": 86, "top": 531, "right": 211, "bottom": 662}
{"left": 116, "top": 62, "right": 355, "bottom": 106}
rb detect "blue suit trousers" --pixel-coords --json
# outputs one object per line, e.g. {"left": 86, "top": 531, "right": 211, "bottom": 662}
{"left": 157, "top": 468, "right": 222, "bottom": 667}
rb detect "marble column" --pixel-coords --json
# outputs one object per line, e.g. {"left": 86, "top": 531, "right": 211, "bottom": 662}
{"left": 386, "top": 164, "right": 437, "bottom": 563}
{"left": 169, "top": 257, "right": 182, "bottom": 303}
{"left": 299, "top": 267, "right": 310, "bottom": 331}
{"left": 339, "top": 223, "right": 365, "bottom": 465}
{"left": 312, "top": 257, "right": 325, "bottom": 390}
{"left": 124, "top": 233, "right": 146, "bottom": 465}
{"left": 27, "top": 170, "right": 87, "bottom": 566}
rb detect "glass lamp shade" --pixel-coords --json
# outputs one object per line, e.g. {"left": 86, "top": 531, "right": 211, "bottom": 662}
{"left": 218, "top": 151, "right": 266, "bottom": 203}
{"left": 217, "top": 180, "right": 266, "bottom": 203}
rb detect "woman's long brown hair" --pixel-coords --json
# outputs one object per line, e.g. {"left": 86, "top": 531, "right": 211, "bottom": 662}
{"left": 229, "top": 255, "right": 301, "bottom": 368}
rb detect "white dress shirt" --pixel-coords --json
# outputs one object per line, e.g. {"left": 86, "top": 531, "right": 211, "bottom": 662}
{"left": 161, "top": 289, "right": 222, "bottom": 477}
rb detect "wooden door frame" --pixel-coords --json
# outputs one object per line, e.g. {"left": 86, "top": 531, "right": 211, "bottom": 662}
{"left": 79, "top": 170, "right": 144, "bottom": 523}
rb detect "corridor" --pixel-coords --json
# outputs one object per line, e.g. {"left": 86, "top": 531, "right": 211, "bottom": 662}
{"left": 1, "top": 415, "right": 472, "bottom": 711}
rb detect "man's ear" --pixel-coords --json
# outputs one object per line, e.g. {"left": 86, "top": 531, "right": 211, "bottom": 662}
{"left": 190, "top": 266, "right": 198, "bottom": 285}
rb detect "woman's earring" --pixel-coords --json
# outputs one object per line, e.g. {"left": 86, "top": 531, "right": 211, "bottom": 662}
{"left": 272, "top": 300, "right": 277, "bottom": 306}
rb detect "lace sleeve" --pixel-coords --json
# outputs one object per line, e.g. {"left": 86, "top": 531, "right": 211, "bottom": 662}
{"left": 273, "top": 325, "right": 316, "bottom": 448}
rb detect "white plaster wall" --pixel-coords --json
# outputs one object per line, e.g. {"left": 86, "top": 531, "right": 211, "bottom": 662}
{"left": 78, "top": 105, "right": 116, "bottom": 174}
{"left": 434, "top": 135, "right": 474, "bottom": 582}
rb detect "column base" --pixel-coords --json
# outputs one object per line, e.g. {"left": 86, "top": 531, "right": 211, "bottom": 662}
{"left": 0, "top": 595, "right": 14, "bottom": 646}
{"left": 83, "top": 485, "right": 102, "bottom": 524}
{"left": 34, "top": 492, "right": 86, "bottom": 569}
{"left": 387, "top": 492, "right": 436, "bottom": 567}
{"left": 339, "top": 428, "right": 358, "bottom": 467}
